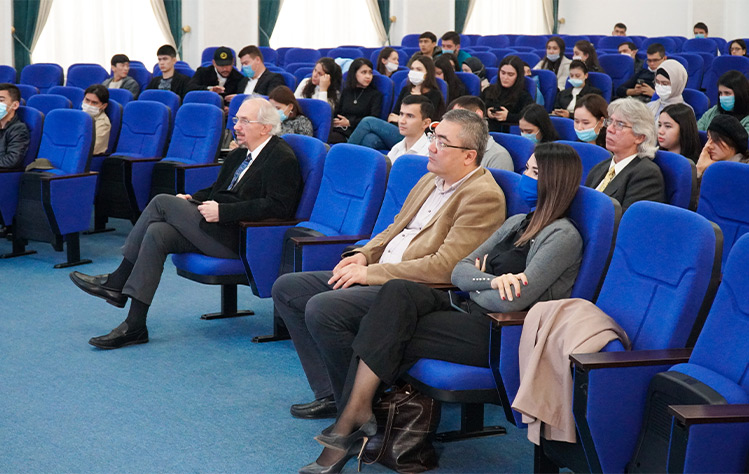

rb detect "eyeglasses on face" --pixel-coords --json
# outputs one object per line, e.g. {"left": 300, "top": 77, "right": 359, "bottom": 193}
{"left": 232, "top": 117, "right": 262, "bottom": 126}
{"left": 603, "top": 118, "right": 633, "bottom": 131}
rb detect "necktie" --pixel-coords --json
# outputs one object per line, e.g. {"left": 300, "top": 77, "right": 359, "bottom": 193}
{"left": 228, "top": 153, "right": 252, "bottom": 190}
{"left": 596, "top": 167, "right": 617, "bottom": 192}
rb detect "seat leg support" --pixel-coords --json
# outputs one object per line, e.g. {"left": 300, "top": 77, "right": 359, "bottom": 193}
{"left": 0, "top": 237, "right": 37, "bottom": 259}
{"left": 534, "top": 443, "right": 560, "bottom": 474}
{"left": 251, "top": 307, "right": 291, "bottom": 343}
{"left": 435, "top": 403, "right": 507, "bottom": 442}
{"left": 200, "top": 284, "right": 254, "bottom": 320}
{"left": 54, "top": 233, "right": 92, "bottom": 268}
{"left": 83, "top": 213, "right": 115, "bottom": 235}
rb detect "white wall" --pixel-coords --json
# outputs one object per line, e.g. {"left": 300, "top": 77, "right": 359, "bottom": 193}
{"left": 181, "top": 0, "right": 258, "bottom": 67}
{"left": 390, "top": 0, "right": 454, "bottom": 46}
{"left": 1, "top": 0, "right": 14, "bottom": 68}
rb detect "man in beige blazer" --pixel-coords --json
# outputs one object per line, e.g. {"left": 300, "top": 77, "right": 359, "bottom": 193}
{"left": 272, "top": 109, "right": 507, "bottom": 418}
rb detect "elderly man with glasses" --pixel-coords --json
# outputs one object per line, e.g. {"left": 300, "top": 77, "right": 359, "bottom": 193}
{"left": 271, "top": 108, "right": 507, "bottom": 419}
{"left": 70, "top": 97, "right": 302, "bottom": 349}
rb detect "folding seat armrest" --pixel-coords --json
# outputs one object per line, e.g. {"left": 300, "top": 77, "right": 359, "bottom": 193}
{"left": 426, "top": 283, "right": 459, "bottom": 290}
{"left": 174, "top": 162, "right": 221, "bottom": 170}
{"left": 120, "top": 157, "right": 161, "bottom": 163}
{"left": 669, "top": 404, "right": 749, "bottom": 426}
{"left": 290, "top": 234, "right": 371, "bottom": 246}
{"left": 240, "top": 218, "right": 303, "bottom": 228}
{"left": 486, "top": 311, "right": 528, "bottom": 327}
{"left": 40, "top": 171, "right": 99, "bottom": 181}
{"left": 0, "top": 167, "right": 24, "bottom": 174}
{"left": 569, "top": 348, "right": 693, "bottom": 370}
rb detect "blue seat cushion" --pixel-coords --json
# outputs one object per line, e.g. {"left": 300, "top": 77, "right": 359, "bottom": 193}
{"left": 671, "top": 363, "right": 749, "bottom": 404}
{"left": 408, "top": 359, "right": 496, "bottom": 391}
{"left": 171, "top": 253, "right": 244, "bottom": 276}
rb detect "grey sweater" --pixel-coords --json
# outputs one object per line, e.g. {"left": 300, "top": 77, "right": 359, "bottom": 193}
{"left": 451, "top": 214, "right": 583, "bottom": 312}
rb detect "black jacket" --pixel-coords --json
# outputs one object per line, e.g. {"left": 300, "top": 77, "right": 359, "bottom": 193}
{"left": 585, "top": 156, "right": 666, "bottom": 213}
{"left": 236, "top": 70, "right": 286, "bottom": 97}
{"left": 189, "top": 66, "right": 244, "bottom": 97}
{"left": 553, "top": 84, "right": 603, "bottom": 111}
{"left": 0, "top": 114, "right": 30, "bottom": 169}
{"left": 145, "top": 71, "right": 193, "bottom": 99}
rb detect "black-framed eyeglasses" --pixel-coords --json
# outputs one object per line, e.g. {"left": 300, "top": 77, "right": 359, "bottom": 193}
{"left": 426, "top": 132, "right": 473, "bottom": 151}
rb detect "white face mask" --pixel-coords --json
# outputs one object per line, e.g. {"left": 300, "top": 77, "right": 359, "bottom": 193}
{"left": 408, "top": 70, "right": 425, "bottom": 86}
{"left": 81, "top": 103, "right": 101, "bottom": 116}
{"left": 385, "top": 61, "right": 399, "bottom": 73}
{"left": 0, "top": 103, "right": 7, "bottom": 121}
{"left": 572, "top": 55, "right": 582, "bottom": 61}
{"left": 655, "top": 84, "right": 672, "bottom": 99}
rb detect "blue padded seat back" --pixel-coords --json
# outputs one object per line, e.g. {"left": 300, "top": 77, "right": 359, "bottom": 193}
{"left": 682, "top": 37, "right": 718, "bottom": 54}
{"left": 281, "top": 134, "right": 327, "bottom": 220}
{"left": 515, "top": 35, "right": 548, "bottom": 49}
{"left": 297, "top": 98, "right": 332, "bottom": 142}
{"left": 702, "top": 56, "right": 749, "bottom": 104}
{"left": 549, "top": 116, "right": 577, "bottom": 141}
{"left": 597, "top": 36, "right": 633, "bottom": 50}
{"left": 0, "top": 65, "right": 16, "bottom": 83}
{"left": 107, "top": 88, "right": 134, "bottom": 107}
{"left": 164, "top": 103, "right": 223, "bottom": 165}
{"left": 456, "top": 72, "right": 481, "bottom": 96}
{"left": 26, "top": 94, "right": 72, "bottom": 116}
{"left": 370, "top": 154, "right": 429, "bottom": 236}
{"left": 472, "top": 51, "right": 499, "bottom": 67}
{"left": 489, "top": 132, "right": 534, "bottom": 174}
{"left": 20, "top": 63, "right": 63, "bottom": 93}
{"left": 598, "top": 54, "right": 634, "bottom": 91}
{"left": 489, "top": 169, "right": 530, "bottom": 217}
{"left": 530, "top": 69, "right": 558, "bottom": 112}
{"left": 671, "top": 53, "right": 705, "bottom": 90}
{"left": 285, "top": 48, "right": 321, "bottom": 65}
{"left": 328, "top": 47, "right": 363, "bottom": 59}
{"left": 681, "top": 88, "right": 709, "bottom": 119}
{"left": 596, "top": 201, "right": 718, "bottom": 350}
{"left": 17, "top": 84, "right": 39, "bottom": 102}
{"left": 103, "top": 99, "right": 122, "bottom": 154}
{"left": 556, "top": 140, "right": 610, "bottom": 184}
{"left": 38, "top": 109, "right": 93, "bottom": 174}
{"left": 127, "top": 65, "right": 152, "bottom": 92}
{"left": 476, "top": 35, "right": 511, "bottom": 48}
{"left": 259, "top": 46, "right": 277, "bottom": 64}
{"left": 16, "top": 106, "right": 44, "bottom": 167}
{"left": 279, "top": 71, "right": 297, "bottom": 90}
{"left": 371, "top": 74, "right": 394, "bottom": 120}
{"left": 138, "top": 89, "right": 181, "bottom": 116}
{"left": 303, "top": 144, "right": 386, "bottom": 236}
{"left": 183, "top": 90, "right": 223, "bottom": 108}
{"left": 66, "top": 63, "right": 108, "bottom": 89}
{"left": 587, "top": 72, "right": 613, "bottom": 102}
{"left": 697, "top": 161, "right": 749, "bottom": 267}
{"left": 115, "top": 101, "right": 170, "bottom": 158}
{"left": 226, "top": 94, "right": 250, "bottom": 130}
{"left": 653, "top": 150, "right": 695, "bottom": 209}
{"left": 48, "top": 86, "right": 85, "bottom": 109}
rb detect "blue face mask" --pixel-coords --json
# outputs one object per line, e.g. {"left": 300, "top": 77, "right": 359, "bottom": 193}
{"left": 241, "top": 65, "right": 255, "bottom": 79}
{"left": 569, "top": 78, "right": 584, "bottom": 88}
{"left": 0, "top": 103, "right": 7, "bottom": 121}
{"left": 519, "top": 173, "right": 539, "bottom": 208}
{"left": 720, "top": 95, "right": 736, "bottom": 111}
{"left": 521, "top": 132, "right": 539, "bottom": 144}
{"left": 576, "top": 126, "right": 598, "bottom": 142}
{"left": 277, "top": 108, "right": 288, "bottom": 122}
{"left": 695, "top": 33, "right": 706, "bottom": 39}
{"left": 441, "top": 48, "right": 455, "bottom": 55}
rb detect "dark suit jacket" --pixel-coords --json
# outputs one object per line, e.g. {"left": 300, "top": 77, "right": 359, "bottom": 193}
{"left": 192, "top": 135, "right": 302, "bottom": 250}
{"left": 145, "top": 71, "right": 193, "bottom": 99}
{"left": 585, "top": 155, "right": 666, "bottom": 213}
{"left": 236, "top": 70, "right": 286, "bottom": 96}
{"left": 553, "top": 84, "right": 603, "bottom": 111}
{"left": 189, "top": 66, "right": 244, "bottom": 97}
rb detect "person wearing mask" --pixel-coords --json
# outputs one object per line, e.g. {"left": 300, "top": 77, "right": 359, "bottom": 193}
{"left": 481, "top": 55, "right": 534, "bottom": 133}
{"left": 82, "top": 85, "right": 111, "bottom": 156}
{"left": 462, "top": 56, "right": 490, "bottom": 91}
{"left": 616, "top": 43, "right": 667, "bottom": 102}
{"left": 434, "top": 54, "right": 466, "bottom": 105}
{"left": 534, "top": 37, "right": 572, "bottom": 90}
{"left": 551, "top": 60, "right": 603, "bottom": 118}
{"left": 189, "top": 47, "right": 244, "bottom": 99}
{"left": 729, "top": 39, "right": 747, "bottom": 57}
{"left": 698, "top": 70, "right": 749, "bottom": 133}
{"left": 268, "top": 86, "right": 314, "bottom": 137}
{"left": 232, "top": 46, "right": 285, "bottom": 98}
{"left": 295, "top": 57, "right": 343, "bottom": 110}
{"left": 618, "top": 42, "right": 644, "bottom": 74}
{"left": 0, "top": 83, "right": 29, "bottom": 169}
{"left": 438, "top": 31, "right": 471, "bottom": 67}
{"left": 145, "top": 44, "right": 192, "bottom": 99}
{"left": 375, "top": 47, "right": 400, "bottom": 77}
{"left": 612, "top": 23, "right": 627, "bottom": 36}
{"left": 693, "top": 22, "right": 709, "bottom": 38}
{"left": 573, "top": 94, "right": 609, "bottom": 148}
{"left": 647, "top": 59, "right": 690, "bottom": 122}
{"left": 573, "top": 40, "right": 604, "bottom": 73}
{"left": 519, "top": 103, "right": 559, "bottom": 144}
{"left": 448, "top": 95, "right": 514, "bottom": 171}
{"left": 657, "top": 103, "right": 702, "bottom": 163}
{"left": 101, "top": 54, "right": 140, "bottom": 99}
{"left": 696, "top": 114, "right": 749, "bottom": 181}
{"left": 328, "top": 58, "right": 382, "bottom": 144}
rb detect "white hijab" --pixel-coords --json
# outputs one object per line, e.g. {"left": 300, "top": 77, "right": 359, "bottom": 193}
{"left": 647, "top": 59, "right": 691, "bottom": 120}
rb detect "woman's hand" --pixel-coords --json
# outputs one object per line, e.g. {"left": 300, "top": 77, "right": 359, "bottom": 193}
{"left": 489, "top": 106, "right": 508, "bottom": 121}
{"left": 491, "top": 272, "right": 528, "bottom": 302}
{"left": 333, "top": 114, "right": 350, "bottom": 128}
{"left": 696, "top": 139, "right": 714, "bottom": 178}
{"left": 319, "top": 74, "right": 331, "bottom": 91}
{"left": 552, "top": 109, "right": 570, "bottom": 118}
{"left": 474, "top": 254, "right": 488, "bottom": 271}
{"left": 387, "top": 113, "right": 399, "bottom": 123}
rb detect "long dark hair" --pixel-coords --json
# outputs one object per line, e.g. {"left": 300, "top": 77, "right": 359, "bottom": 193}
{"left": 568, "top": 59, "right": 589, "bottom": 86}
{"left": 538, "top": 37, "right": 566, "bottom": 74}
{"left": 483, "top": 55, "right": 525, "bottom": 106}
{"left": 434, "top": 54, "right": 464, "bottom": 104}
{"left": 409, "top": 55, "right": 440, "bottom": 94}
{"left": 302, "top": 57, "right": 342, "bottom": 104}
{"left": 718, "top": 70, "right": 749, "bottom": 117}
{"left": 376, "top": 47, "right": 397, "bottom": 75}
{"left": 520, "top": 103, "right": 558, "bottom": 142}
{"left": 516, "top": 142, "right": 582, "bottom": 246}
{"left": 659, "top": 104, "right": 701, "bottom": 162}
{"left": 574, "top": 40, "right": 602, "bottom": 72}
{"left": 345, "top": 58, "right": 374, "bottom": 90}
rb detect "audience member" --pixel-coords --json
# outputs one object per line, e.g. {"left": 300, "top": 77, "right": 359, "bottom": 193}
{"left": 618, "top": 41, "right": 643, "bottom": 73}
{"left": 272, "top": 109, "right": 506, "bottom": 420}
{"left": 82, "top": 84, "right": 111, "bottom": 156}
{"left": 328, "top": 58, "right": 383, "bottom": 144}
{"left": 462, "top": 56, "right": 490, "bottom": 91}
{"left": 189, "top": 47, "right": 244, "bottom": 99}
{"left": 295, "top": 57, "right": 342, "bottom": 109}
{"left": 612, "top": 23, "right": 627, "bottom": 36}
{"left": 70, "top": 98, "right": 302, "bottom": 349}
{"left": 729, "top": 39, "right": 747, "bottom": 57}
{"left": 233, "top": 45, "right": 285, "bottom": 98}
{"left": 268, "top": 86, "right": 314, "bottom": 137}
{"left": 520, "top": 103, "right": 558, "bottom": 144}
{"left": 101, "top": 54, "right": 140, "bottom": 99}
{"left": 573, "top": 94, "right": 609, "bottom": 148}
{"left": 535, "top": 37, "right": 572, "bottom": 90}
{"left": 552, "top": 60, "right": 603, "bottom": 118}
{"left": 409, "top": 31, "right": 441, "bottom": 63}
{"left": 437, "top": 31, "right": 471, "bottom": 66}
{"left": 145, "top": 44, "right": 192, "bottom": 98}
{"left": 375, "top": 47, "right": 400, "bottom": 77}
{"left": 386, "top": 95, "right": 433, "bottom": 163}
{"left": 647, "top": 59, "right": 690, "bottom": 121}
{"left": 696, "top": 114, "right": 749, "bottom": 180}
{"left": 585, "top": 98, "right": 665, "bottom": 212}
{"left": 481, "top": 55, "right": 534, "bottom": 132}
{"left": 573, "top": 40, "right": 604, "bottom": 73}
{"left": 698, "top": 70, "right": 749, "bottom": 133}
{"left": 297, "top": 142, "right": 582, "bottom": 472}
{"left": 435, "top": 54, "right": 466, "bottom": 104}
{"left": 448, "top": 95, "right": 514, "bottom": 171}
{"left": 657, "top": 103, "right": 702, "bottom": 163}
{"left": 0, "top": 83, "right": 29, "bottom": 169}
{"left": 616, "top": 43, "right": 667, "bottom": 102}
{"left": 693, "top": 22, "right": 709, "bottom": 38}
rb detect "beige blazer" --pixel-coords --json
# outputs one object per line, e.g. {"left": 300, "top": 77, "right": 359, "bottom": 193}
{"left": 354, "top": 167, "right": 506, "bottom": 285}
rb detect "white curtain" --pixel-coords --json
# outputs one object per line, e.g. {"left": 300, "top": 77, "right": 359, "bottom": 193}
{"left": 30, "top": 0, "right": 54, "bottom": 52}
{"left": 150, "top": 0, "right": 177, "bottom": 51}
{"left": 541, "top": 0, "right": 555, "bottom": 35}
{"left": 464, "top": 0, "right": 546, "bottom": 35}
{"left": 365, "top": 0, "right": 389, "bottom": 46}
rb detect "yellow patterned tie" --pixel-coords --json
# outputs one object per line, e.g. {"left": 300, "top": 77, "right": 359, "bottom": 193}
{"left": 596, "top": 167, "right": 617, "bottom": 192}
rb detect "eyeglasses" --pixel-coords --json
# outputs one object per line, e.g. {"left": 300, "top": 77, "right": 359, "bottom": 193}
{"left": 603, "top": 118, "right": 633, "bottom": 131}
{"left": 426, "top": 132, "right": 473, "bottom": 151}
{"left": 231, "top": 117, "right": 262, "bottom": 126}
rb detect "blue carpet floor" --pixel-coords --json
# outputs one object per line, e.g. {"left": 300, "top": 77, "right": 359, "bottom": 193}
{"left": 0, "top": 220, "right": 534, "bottom": 473}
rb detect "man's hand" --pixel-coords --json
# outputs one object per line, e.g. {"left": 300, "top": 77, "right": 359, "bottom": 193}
{"left": 198, "top": 200, "right": 220, "bottom": 222}
{"left": 552, "top": 108, "right": 570, "bottom": 118}
{"left": 639, "top": 83, "right": 655, "bottom": 97}
{"left": 332, "top": 253, "right": 367, "bottom": 273}
{"left": 329, "top": 253, "right": 368, "bottom": 289}
{"left": 176, "top": 194, "right": 192, "bottom": 200}
{"left": 210, "top": 85, "right": 225, "bottom": 94}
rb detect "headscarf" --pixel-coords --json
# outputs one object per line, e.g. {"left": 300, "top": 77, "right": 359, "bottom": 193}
{"left": 463, "top": 56, "right": 486, "bottom": 80}
{"left": 647, "top": 59, "right": 690, "bottom": 120}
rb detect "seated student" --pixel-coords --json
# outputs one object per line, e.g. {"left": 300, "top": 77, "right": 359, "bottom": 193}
{"left": 375, "top": 47, "right": 400, "bottom": 78}
{"left": 573, "top": 94, "right": 609, "bottom": 148}
{"left": 573, "top": 40, "right": 604, "bottom": 73}
{"left": 698, "top": 70, "right": 749, "bottom": 133}
{"left": 0, "top": 83, "right": 30, "bottom": 169}
{"left": 434, "top": 54, "right": 466, "bottom": 105}
{"left": 481, "top": 55, "right": 534, "bottom": 133}
{"left": 729, "top": 39, "right": 748, "bottom": 57}
{"left": 612, "top": 23, "right": 627, "bottom": 36}
{"left": 348, "top": 56, "right": 444, "bottom": 151}
{"left": 101, "top": 54, "right": 140, "bottom": 99}
{"left": 145, "top": 44, "right": 192, "bottom": 99}
{"left": 616, "top": 43, "right": 667, "bottom": 103}
{"left": 696, "top": 114, "right": 749, "bottom": 181}
{"left": 693, "top": 22, "right": 709, "bottom": 38}
{"left": 586, "top": 98, "right": 666, "bottom": 213}
{"left": 387, "top": 95, "right": 433, "bottom": 163}
{"left": 520, "top": 103, "right": 559, "bottom": 144}
{"left": 189, "top": 47, "right": 244, "bottom": 99}
{"left": 658, "top": 103, "right": 702, "bottom": 163}
{"left": 647, "top": 59, "right": 691, "bottom": 121}
{"left": 233, "top": 45, "right": 285, "bottom": 98}
{"left": 295, "top": 57, "right": 342, "bottom": 110}
{"left": 70, "top": 98, "right": 302, "bottom": 350}
{"left": 298, "top": 143, "right": 583, "bottom": 473}
{"left": 448, "top": 95, "right": 514, "bottom": 171}
{"left": 81, "top": 85, "right": 111, "bottom": 156}
{"left": 408, "top": 31, "right": 441, "bottom": 64}
{"left": 618, "top": 41, "right": 644, "bottom": 74}
{"left": 272, "top": 109, "right": 506, "bottom": 421}
{"left": 462, "top": 56, "right": 490, "bottom": 91}
{"left": 437, "top": 31, "right": 471, "bottom": 67}
{"left": 328, "top": 58, "right": 382, "bottom": 144}
{"left": 269, "top": 86, "right": 314, "bottom": 137}
{"left": 551, "top": 60, "right": 603, "bottom": 118}
{"left": 534, "top": 37, "right": 572, "bottom": 90}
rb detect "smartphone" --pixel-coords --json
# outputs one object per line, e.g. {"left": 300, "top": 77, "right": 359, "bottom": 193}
{"left": 448, "top": 290, "right": 468, "bottom": 314}
{"left": 188, "top": 198, "right": 202, "bottom": 205}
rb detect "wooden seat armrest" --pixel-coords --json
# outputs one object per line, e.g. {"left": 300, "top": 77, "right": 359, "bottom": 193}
{"left": 123, "top": 157, "right": 161, "bottom": 163}
{"left": 239, "top": 219, "right": 303, "bottom": 228}
{"left": 174, "top": 162, "right": 221, "bottom": 169}
{"left": 668, "top": 404, "right": 749, "bottom": 426}
{"left": 291, "top": 234, "right": 370, "bottom": 246}
{"left": 0, "top": 167, "right": 24, "bottom": 174}
{"left": 41, "top": 171, "right": 98, "bottom": 181}
{"left": 487, "top": 311, "right": 528, "bottom": 327}
{"left": 569, "top": 348, "right": 693, "bottom": 370}
{"left": 427, "top": 283, "right": 459, "bottom": 290}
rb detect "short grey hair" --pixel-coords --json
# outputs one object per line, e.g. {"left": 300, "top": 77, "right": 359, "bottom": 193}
{"left": 441, "top": 108, "right": 489, "bottom": 165}
{"left": 244, "top": 96, "right": 281, "bottom": 135}
{"left": 608, "top": 98, "right": 657, "bottom": 158}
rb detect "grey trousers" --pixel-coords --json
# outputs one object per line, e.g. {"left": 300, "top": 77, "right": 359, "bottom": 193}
{"left": 121, "top": 194, "right": 238, "bottom": 305}
{"left": 271, "top": 271, "right": 381, "bottom": 405}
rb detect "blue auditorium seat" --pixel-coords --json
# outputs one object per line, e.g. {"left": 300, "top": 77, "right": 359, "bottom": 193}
{"left": 48, "top": 85, "right": 84, "bottom": 109}
{"left": 489, "top": 132, "right": 535, "bottom": 173}
{"left": 20, "top": 63, "right": 64, "bottom": 93}
{"left": 26, "top": 94, "right": 72, "bottom": 115}
{"left": 66, "top": 63, "right": 109, "bottom": 89}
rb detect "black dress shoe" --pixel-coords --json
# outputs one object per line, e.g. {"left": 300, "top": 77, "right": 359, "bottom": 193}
{"left": 70, "top": 271, "right": 127, "bottom": 308}
{"left": 290, "top": 395, "right": 337, "bottom": 419}
{"left": 89, "top": 322, "right": 148, "bottom": 350}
